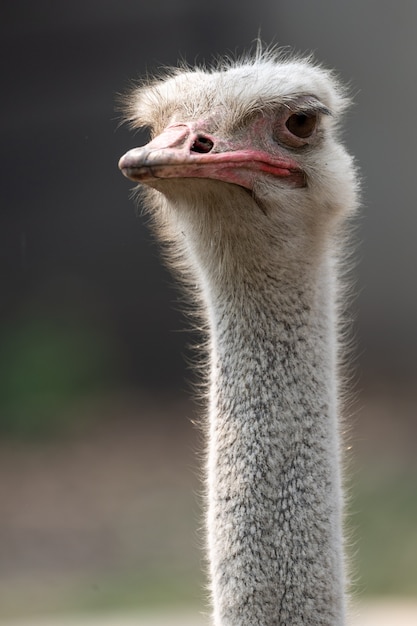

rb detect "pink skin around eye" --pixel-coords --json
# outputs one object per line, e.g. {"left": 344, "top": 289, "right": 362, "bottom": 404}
{"left": 119, "top": 121, "right": 305, "bottom": 190}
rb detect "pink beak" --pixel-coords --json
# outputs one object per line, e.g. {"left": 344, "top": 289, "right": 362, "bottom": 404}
{"left": 118, "top": 123, "right": 304, "bottom": 190}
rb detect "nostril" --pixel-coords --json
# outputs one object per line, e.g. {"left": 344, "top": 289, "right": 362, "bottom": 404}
{"left": 191, "top": 135, "right": 214, "bottom": 154}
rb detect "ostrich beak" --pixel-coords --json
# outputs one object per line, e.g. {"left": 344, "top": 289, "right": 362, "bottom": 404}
{"left": 118, "top": 123, "right": 304, "bottom": 190}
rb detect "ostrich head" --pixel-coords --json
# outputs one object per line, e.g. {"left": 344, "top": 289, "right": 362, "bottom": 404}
{"left": 119, "top": 51, "right": 358, "bottom": 287}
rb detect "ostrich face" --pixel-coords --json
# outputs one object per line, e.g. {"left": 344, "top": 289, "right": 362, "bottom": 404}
{"left": 119, "top": 56, "right": 358, "bottom": 243}
{"left": 119, "top": 58, "right": 350, "bottom": 193}
{"left": 118, "top": 94, "right": 331, "bottom": 191}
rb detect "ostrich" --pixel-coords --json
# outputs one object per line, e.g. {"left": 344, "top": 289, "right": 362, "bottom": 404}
{"left": 118, "top": 50, "right": 358, "bottom": 626}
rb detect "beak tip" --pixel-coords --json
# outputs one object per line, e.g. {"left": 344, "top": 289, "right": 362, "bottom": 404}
{"left": 118, "top": 153, "right": 137, "bottom": 181}
{"left": 118, "top": 154, "right": 128, "bottom": 172}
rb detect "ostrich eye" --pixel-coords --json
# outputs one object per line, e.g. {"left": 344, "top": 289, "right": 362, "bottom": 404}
{"left": 285, "top": 112, "right": 317, "bottom": 139}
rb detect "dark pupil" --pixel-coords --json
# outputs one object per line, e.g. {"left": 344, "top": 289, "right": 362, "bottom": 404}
{"left": 286, "top": 113, "right": 316, "bottom": 138}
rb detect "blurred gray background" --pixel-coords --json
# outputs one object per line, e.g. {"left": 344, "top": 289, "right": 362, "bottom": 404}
{"left": 0, "top": 0, "right": 416, "bottom": 621}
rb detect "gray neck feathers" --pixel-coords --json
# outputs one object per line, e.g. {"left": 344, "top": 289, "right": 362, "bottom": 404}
{"left": 205, "top": 263, "right": 345, "bottom": 625}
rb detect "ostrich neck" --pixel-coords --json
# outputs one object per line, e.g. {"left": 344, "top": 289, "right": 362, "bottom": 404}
{"left": 202, "top": 254, "right": 345, "bottom": 626}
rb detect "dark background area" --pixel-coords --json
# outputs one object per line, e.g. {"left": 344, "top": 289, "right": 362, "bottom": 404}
{"left": 0, "top": 0, "right": 416, "bottom": 620}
